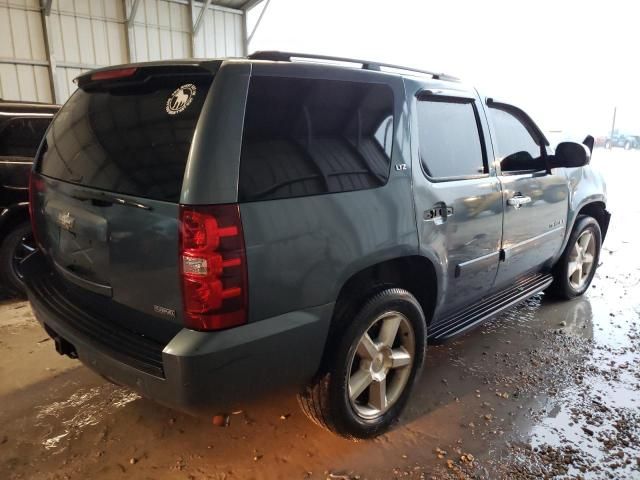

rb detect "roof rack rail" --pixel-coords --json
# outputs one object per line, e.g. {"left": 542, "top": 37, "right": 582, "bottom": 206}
{"left": 247, "top": 51, "right": 460, "bottom": 82}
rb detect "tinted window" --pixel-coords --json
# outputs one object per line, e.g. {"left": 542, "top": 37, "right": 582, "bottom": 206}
{"left": 0, "top": 117, "right": 51, "bottom": 158}
{"left": 417, "top": 99, "right": 485, "bottom": 178}
{"left": 239, "top": 76, "right": 394, "bottom": 202}
{"left": 39, "top": 75, "right": 212, "bottom": 202}
{"left": 489, "top": 107, "right": 542, "bottom": 171}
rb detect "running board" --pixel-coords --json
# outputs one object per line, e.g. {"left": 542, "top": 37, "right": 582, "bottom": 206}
{"left": 428, "top": 273, "right": 554, "bottom": 343}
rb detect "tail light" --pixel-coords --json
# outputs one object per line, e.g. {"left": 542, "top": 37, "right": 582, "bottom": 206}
{"left": 179, "top": 204, "right": 248, "bottom": 330}
{"left": 28, "top": 170, "right": 44, "bottom": 248}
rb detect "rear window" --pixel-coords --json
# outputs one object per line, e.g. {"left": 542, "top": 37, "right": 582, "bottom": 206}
{"left": 39, "top": 74, "right": 212, "bottom": 203}
{"left": 239, "top": 76, "right": 394, "bottom": 202}
{"left": 0, "top": 116, "right": 52, "bottom": 158}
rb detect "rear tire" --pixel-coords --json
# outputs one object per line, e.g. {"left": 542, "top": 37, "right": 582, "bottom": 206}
{"left": 0, "top": 222, "right": 34, "bottom": 297}
{"left": 547, "top": 215, "right": 601, "bottom": 300}
{"left": 298, "top": 288, "right": 426, "bottom": 439}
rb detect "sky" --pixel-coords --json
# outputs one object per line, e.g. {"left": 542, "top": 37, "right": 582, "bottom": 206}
{"left": 247, "top": 0, "right": 640, "bottom": 138}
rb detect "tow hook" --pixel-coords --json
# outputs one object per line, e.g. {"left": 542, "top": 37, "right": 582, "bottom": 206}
{"left": 52, "top": 332, "right": 78, "bottom": 359}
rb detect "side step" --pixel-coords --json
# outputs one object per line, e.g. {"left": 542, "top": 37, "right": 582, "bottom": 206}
{"left": 428, "top": 273, "right": 554, "bottom": 343}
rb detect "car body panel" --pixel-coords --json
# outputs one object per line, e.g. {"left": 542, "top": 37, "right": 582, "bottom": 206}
{"left": 556, "top": 163, "right": 609, "bottom": 258}
{"left": 239, "top": 63, "right": 417, "bottom": 322}
{"left": 24, "top": 246, "right": 332, "bottom": 415}
{"left": 405, "top": 79, "right": 504, "bottom": 318}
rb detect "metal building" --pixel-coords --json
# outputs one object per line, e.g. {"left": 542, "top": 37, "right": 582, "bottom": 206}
{"left": 0, "top": 0, "right": 265, "bottom": 104}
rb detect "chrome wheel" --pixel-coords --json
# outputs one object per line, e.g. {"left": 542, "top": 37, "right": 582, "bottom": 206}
{"left": 567, "top": 230, "right": 596, "bottom": 290}
{"left": 347, "top": 311, "right": 415, "bottom": 419}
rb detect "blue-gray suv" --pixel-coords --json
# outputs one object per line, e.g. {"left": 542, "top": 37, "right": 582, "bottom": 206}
{"left": 23, "top": 52, "right": 610, "bottom": 439}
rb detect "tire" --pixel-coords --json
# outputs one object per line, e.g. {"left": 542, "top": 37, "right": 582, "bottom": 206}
{"left": 625, "top": 141, "right": 631, "bottom": 150}
{"left": 547, "top": 215, "right": 601, "bottom": 300}
{"left": 298, "top": 288, "right": 426, "bottom": 439}
{"left": 0, "top": 222, "right": 35, "bottom": 297}
{"left": 605, "top": 141, "right": 611, "bottom": 149}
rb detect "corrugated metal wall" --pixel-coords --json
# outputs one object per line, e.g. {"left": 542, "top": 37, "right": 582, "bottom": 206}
{"left": 0, "top": 0, "right": 245, "bottom": 104}
{"left": 192, "top": 2, "right": 243, "bottom": 58}
{"left": 49, "top": 0, "right": 129, "bottom": 100}
{"left": 0, "top": 0, "right": 52, "bottom": 102}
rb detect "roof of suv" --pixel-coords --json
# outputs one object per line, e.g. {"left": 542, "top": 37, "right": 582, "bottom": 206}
{"left": 246, "top": 51, "right": 461, "bottom": 82}
{"left": 78, "top": 51, "right": 460, "bottom": 86}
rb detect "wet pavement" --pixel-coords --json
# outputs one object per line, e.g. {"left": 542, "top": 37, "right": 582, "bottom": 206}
{"left": 1, "top": 149, "right": 639, "bottom": 480}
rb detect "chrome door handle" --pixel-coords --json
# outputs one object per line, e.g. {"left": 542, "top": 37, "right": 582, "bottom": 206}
{"left": 507, "top": 195, "right": 532, "bottom": 209}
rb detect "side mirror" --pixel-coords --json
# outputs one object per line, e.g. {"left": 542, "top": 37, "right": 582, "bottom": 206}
{"left": 501, "top": 150, "right": 546, "bottom": 172}
{"left": 551, "top": 141, "right": 590, "bottom": 169}
{"left": 582, "top": 135, "right": 594, "bottom": 153}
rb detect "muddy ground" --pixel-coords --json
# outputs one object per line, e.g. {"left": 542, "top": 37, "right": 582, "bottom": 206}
{"left": 1, "top": 149, "right": 639, "bottom": 480}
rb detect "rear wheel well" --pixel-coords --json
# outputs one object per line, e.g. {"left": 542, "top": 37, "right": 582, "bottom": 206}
{"left": 318, "top": 256, "right": 437, "bottom": 372}
{"left": 576, "top": 202, "right": 609, "bottom": 239}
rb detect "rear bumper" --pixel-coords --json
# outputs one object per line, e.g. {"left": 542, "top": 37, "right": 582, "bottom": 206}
{"left": 24, "top": 251, "right": 333, "bottom": 415}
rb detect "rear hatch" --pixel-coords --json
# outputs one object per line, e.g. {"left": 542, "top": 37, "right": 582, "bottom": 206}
{"left": 32, "top": 64, "right": 215, "bottom": 343}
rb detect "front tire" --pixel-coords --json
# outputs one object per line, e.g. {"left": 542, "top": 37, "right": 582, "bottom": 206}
{"left": 548, "top": 215, "right": 601, "bottom": 300}
{"left": 298, "top": 288, "right": 426, "bottom": 439}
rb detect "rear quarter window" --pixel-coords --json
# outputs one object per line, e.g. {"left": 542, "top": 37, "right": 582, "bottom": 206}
{"left": 239, "top": 76, "right": 394, "bottom": 202}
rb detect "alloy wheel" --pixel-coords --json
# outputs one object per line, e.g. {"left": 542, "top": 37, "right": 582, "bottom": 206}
{"left": 567, "top": 230, "right": 596, "bottom": 290}
{"left": 347, "top": 311, "right": 415, "bottom": 419}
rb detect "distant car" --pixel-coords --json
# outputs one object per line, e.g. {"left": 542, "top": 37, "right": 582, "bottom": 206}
{"left": 604, "top": 134, "right": 640, "bottom": 150}
{"left": 0, "top": 100, "right": 58, "bottom": 295}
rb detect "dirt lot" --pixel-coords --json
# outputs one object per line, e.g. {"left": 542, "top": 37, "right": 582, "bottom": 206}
{"left": 1, "top": 149, "right": 639, "bottom": 480}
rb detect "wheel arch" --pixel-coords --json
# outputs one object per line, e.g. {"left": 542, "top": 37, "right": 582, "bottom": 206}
{"left": 316, "top": 255, "right": 438, "bottom": 375}
{"left": 332, "top": 255, "right": 438, "bottom": 326}
{"left": 577, "top": 201, "right": 610, "bottom": 240}
{"left": 557, "top": 199, "right": 610, "bottom": 264}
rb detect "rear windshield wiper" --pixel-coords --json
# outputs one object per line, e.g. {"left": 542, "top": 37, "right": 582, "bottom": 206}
{"left": 71, "top": 191, "right": 152, "bottom": 211}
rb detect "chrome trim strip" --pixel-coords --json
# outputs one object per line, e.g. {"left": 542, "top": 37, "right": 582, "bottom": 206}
{"left": 502, "top": 226, "right": 565, "bottom": 260}
{"left": 455, "top": 251, "right": 500, "bottom": 278}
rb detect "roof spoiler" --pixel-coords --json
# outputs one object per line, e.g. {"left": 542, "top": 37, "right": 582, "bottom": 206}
{"left": 75, "top": 61, "right": 219, "bottom": 89}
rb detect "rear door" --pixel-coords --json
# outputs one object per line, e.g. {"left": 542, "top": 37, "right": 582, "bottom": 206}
{"left": 412, "top": 88, "right": 503, "bottom": 315}
{"left": 486, "top": 101, "right": 568, "bottom": 288}
{"left": 33, "top": 66, "right": 214, "bottom": 342}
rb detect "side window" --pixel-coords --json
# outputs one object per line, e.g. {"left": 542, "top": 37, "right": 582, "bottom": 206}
{"left": 416, "top": 98, "right": 486, "bottom": 179}
{"left": 239, "top": 76, "right": 394, "bottom": 202}
{"left": 0, "top": 117, "right": 51, "bottom": 158}
{"left": 488, "top": 107, "right": 543, "bottom": 172}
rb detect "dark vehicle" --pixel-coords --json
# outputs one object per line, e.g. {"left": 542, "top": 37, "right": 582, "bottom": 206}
{"left": 23, "top": 53, "right": 610, "bottom": 439}
{"left": 0, "top": 100, "right": 58, "bottom": 295}
{"left": 604, "top": 133, "right": 640, "bottom": 150}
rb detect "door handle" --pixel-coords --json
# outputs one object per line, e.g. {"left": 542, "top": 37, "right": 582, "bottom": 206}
{"left": 507, "top": 195, "right": 532, "bottom": 209}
